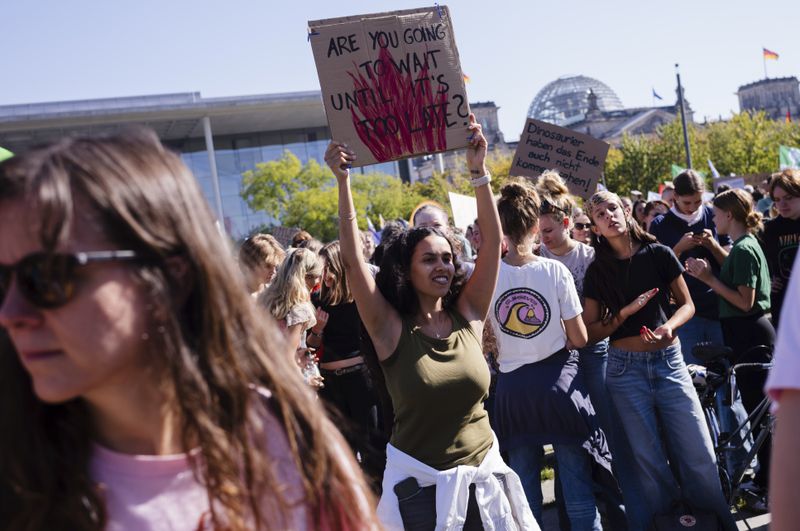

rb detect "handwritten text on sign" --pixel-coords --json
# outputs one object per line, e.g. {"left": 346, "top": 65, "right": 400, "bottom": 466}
{"left": 511, "top": 119, "right": 609, "bottom": 199}
{"left": 309, "top": 6, "right": 470, "bottom": 167}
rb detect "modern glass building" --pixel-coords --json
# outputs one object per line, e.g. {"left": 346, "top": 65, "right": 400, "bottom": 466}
{"left": 0, "top": 91, "right": 402, "bottom": 238}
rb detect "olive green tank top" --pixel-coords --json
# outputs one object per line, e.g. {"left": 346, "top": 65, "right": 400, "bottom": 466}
{"left": 380, "top": 308, "right": 492, "bottom": 470}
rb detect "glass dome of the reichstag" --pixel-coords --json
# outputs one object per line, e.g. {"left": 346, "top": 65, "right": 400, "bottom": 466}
{"left": 528, "top": 75, "right": 624, "bottom": 126}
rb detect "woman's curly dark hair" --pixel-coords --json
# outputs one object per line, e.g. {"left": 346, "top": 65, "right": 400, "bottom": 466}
{"left": 374, "top": 226, "right": 467, "bottom": 316}
{"left": 361, "top": 226, "right": 468, "bottom": 439}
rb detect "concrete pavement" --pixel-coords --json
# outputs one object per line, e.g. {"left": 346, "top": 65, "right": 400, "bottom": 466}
{"left": 537, "top": 478, "right": 770, "bottom": 530}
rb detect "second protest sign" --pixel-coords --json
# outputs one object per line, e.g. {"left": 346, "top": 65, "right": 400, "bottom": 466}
{"left": 511, "top": 119, "right": 609, "bottom": 199}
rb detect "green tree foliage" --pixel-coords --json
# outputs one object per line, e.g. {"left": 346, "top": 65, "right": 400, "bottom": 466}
{"left": 705, "top": 112, "right": 800, "bottom": 176}
{"left": 440, "top": 150, "right": 516, "bottom": 196}
{"left": 604, "top": 134, "right": 663, "bottom": 195}
{"left": 652, "top": 117, "right": 709, "bottom": 177}
{"left": 241, "top": 151, "right": 430, "bottom": 241}
{"left": 241, "top": 111, "right": 800, "bottom": 239}
{"left": 352, "top": 172, "right": 425, "bottom": 226}
{"left": 241, "top": 151, "right": 330, "bottom": 220}
{"left": 410, "top": 172, "right": 460, "bottom": 210}
{"left": 604, "top": 113, "right": 800, "bottom": 195}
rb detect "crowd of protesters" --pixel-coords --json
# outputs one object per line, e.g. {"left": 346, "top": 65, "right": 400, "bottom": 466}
{"left": 0, "top": 123, "right": 799, "bottom": 530}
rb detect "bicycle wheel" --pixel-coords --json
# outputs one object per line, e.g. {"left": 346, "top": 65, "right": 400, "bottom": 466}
{"left": 701, "top": 404, "right": 734, "bottom": 504}
{"left": 718, "top": 463, "right": 733, "bottom": 504}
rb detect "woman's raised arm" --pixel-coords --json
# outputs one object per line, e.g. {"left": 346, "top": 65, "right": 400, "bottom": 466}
{"left": 325, "top": 142, "right": 401, "bottom": 361}
{"left": 457, "top": 115, "right": 502, "bottom": 324}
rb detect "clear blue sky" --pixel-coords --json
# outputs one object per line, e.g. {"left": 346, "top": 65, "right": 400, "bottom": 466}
{"left": 2, "top": 0, "right": 797, "bottom": 140}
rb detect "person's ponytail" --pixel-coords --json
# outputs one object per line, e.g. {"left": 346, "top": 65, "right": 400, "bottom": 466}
{"left": 745, "top": 210, "right": 763, "bottom": 233}
{"left": 713, "top": 189, "right": 762, "bottom": 234}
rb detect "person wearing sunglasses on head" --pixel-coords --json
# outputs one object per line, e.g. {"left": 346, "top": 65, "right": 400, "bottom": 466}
{"left": 0, "top": 131, "right": 378, "bottom": 530}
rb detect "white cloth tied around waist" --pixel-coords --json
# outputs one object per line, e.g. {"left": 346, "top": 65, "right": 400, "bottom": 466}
{"left": 377, "top": 432, "right": 538, "bottom": 531}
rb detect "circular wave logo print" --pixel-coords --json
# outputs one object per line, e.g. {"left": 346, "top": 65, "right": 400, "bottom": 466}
{"left": 495, "top": 288, "right": 550, "bottom": 339}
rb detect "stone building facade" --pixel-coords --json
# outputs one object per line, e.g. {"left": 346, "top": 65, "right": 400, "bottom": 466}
{"left": 737, "top": 76, "right": 800, "bottom": 121}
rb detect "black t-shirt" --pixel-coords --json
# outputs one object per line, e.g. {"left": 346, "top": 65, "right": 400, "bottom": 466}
{"left": 311, "top": 291, "right": 363, "bottom": 363}
{"left": 649, "top": 206, "right": 730, "bottom": 319}
{"left": 762, "top": 215, "right": 800, "bottom": 326}
{"left": 584, "top": 243, "right": 684, "bottom": 342}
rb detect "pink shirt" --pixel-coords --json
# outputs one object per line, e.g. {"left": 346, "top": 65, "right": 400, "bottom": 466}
{"left": 90, "top": 409, "right": 309, "bottom": 530}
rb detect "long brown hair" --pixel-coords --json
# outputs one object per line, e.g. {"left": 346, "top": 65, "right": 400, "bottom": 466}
{"left": 259, "top": 247, "right": 320, "bottom": 320}
{"left": 585, "top": 190, "right": 657, "bottom": 316}
{"left": 319, "top": 241, "right": 353, "bottom": 306}
{"left": 0, "top": 131, "right": 377, "bottom": 530}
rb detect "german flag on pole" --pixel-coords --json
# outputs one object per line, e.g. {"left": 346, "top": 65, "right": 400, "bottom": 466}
{"left": 763, "top": 48, "right": 779, "bottom": 60}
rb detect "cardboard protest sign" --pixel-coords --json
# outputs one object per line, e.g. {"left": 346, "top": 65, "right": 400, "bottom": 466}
{"left": 511, "top": 119, "right": 609, "bottom": 199}
{"left": 309, "top": 6, "right": 470, "bottom": 167}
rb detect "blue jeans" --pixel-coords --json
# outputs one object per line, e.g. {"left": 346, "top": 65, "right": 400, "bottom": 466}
{"left": 578, "top": 340, "right": 642, "bottom": 530}
{"left": 507, "top": 443, "right": 601, "bottom": 530}
{"left": 676, "top": 317, "right": 752, "bottom": 479}
{"left": 606, "top": 343, "right": 737, "bottom": 531}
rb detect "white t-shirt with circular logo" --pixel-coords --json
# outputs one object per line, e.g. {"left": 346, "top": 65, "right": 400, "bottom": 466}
{"left": 489, "top": 258, "right": 582, "bottom": 373}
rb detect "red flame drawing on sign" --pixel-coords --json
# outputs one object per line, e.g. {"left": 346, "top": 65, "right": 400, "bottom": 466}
{"left": 347, "top": 46, "right": 448, "bottom": 162}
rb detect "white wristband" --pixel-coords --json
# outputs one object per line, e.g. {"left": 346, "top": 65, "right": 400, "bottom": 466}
{"left": 470, "top": 174, "right": 491, "bottom": 188}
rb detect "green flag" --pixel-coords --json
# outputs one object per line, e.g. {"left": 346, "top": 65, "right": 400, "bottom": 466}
{"left": 0, "top": 146, "right": 13, "bottom": 162}
{"left": 671, "top": 164, "right": 706, "bottom": 179}
{"left": 779, "top": 145, "right": 800, "bottom": 170}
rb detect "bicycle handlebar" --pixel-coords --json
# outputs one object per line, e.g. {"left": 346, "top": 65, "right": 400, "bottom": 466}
{"left": 691, "top": 342, "right": 773, "bottom": 366}
{"left": 731, "top": 362, "right": 773, "bottom": 373}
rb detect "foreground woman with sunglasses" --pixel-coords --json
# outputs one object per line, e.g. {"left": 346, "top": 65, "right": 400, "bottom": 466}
{"left": 0, "top": 131, "right": 378, "bottom": 530}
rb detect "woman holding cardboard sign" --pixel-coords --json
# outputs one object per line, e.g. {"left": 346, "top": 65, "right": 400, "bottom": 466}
{"left": 326, "top": 115, "right": 537, "bottom": 530}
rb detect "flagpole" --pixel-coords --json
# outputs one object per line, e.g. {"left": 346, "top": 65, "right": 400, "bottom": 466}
{"left": 675, "top": 63, "right": 693, "bottom": 169}
{"left": 763, "top": 48, "right": 768, "bottom": 79}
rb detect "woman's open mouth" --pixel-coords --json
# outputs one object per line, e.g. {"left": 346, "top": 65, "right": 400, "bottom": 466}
{"left": 432, "top": 275, "right": 450, "bottom": 285}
